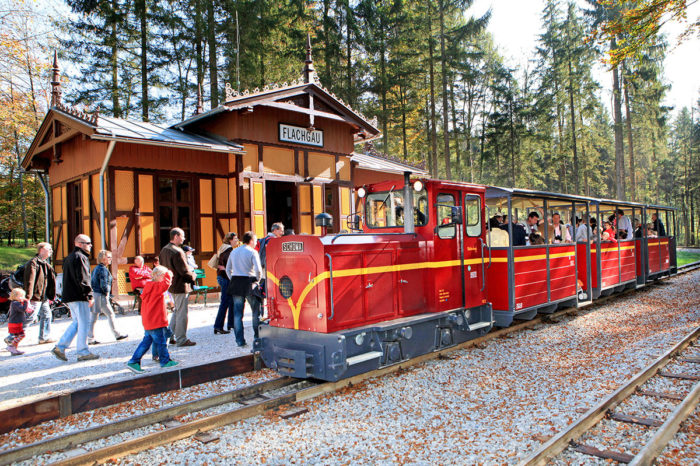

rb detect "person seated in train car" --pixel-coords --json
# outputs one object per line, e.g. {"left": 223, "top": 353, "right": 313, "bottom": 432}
{"left": 647, "top": 223, "right": 658, "bottom": 238}
{"left": 529, "top": 232, "right": 546, "bottom": 245}
{"left": 524, "top": 211, "right": 543, "bottom": 236}
{"left": 486, "top": 216, "right": 510, "bottom": 247}
{"left": 575, "top": 216, "right": 593, "bottom": 243}
{"left": 615, "top": 209, "right": 634, "bottom": 240}
{"left": 589, "top": 217, "right": 599, "bottom": 240}
{"left": 651, "top": 213, "right": 666, "bottom": 236}
{"left": 547, "top": 212, "right": 571, "bottom": 244}
{"left": 601, "top": 221, "right": 617, "bottom": 243}
{"left": 502, "top": 216, "right": 527, "bottom": 246}
{"left": 632, "top": 219, "right": 642, "bottom": 238}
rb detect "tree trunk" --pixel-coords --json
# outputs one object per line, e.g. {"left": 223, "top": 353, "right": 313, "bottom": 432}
{"left": 567, "top": 59, "right": 579, "bottom": 194}
{"left": 195, "top": 0, "right": 204, "bottom": 90}
{"left": 438, "top": 0, "right": 451, "bottom": 179}
{"left": 611, "top": 38, "right": 625, "bottom": 200}
{"left": 450, "top": 81, "right": 461, "bottom": 179}
{"left": 110, "top": 1, "right": 121, "bottom": 118}
{"left": 379, "top": 14, "right": 388, "bottom": 152}
{"left": 207, "top": 0, "right": 218, "bottom": 107}
{"left": 623, "top": 71, "right": 635, "bottom": 200}
{"left": 427, "top": 1, "right": 438, "bottom": 177}
{"left": 137, "top": 0, "right": 149, "bottom": 121}
{"left": 345, "top": 1, "right": 353, "bottom": 106}
{"left": 400, "top": 84, "right": 408, "bottom": 159}
{"left": 323, "top": 0, "right": 332, "bottom": 86}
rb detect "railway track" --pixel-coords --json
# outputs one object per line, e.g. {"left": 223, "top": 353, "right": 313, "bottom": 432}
{"left": 2, "top": 263, "right": 697, "bottom": 465}
{"left": 520, "top": 326, "right": 700, "bottom": 465}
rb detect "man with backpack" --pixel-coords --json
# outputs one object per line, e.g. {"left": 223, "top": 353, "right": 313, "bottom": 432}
{"left": 24, "top": 243, "right": 57, "bottom": 344}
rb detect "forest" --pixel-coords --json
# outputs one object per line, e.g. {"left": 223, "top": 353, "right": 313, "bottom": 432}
{"left": 0, "top": 0, "right": 698, "bottom": 246}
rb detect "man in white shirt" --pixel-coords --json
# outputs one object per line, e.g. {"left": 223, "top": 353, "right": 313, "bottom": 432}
{"left": 226, "top": 231, "right": 262, "bottom": 347}
{"left": 615, "top": 209, "right": 634, "bottom": 240}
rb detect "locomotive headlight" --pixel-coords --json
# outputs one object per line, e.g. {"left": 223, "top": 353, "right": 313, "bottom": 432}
{"left": 413, "top": 180, "right": 423, "bottom": 192}
{"left": 279, "top": 276, "right": 293, "bottom": 299}
{"left": 355, "top": 333, "right": 365, "bottom": 346}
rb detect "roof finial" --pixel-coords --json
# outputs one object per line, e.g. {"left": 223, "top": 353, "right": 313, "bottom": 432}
{"left": 50, "top": 51, "right": 62, "bottom": 107}
{"left": 302, "top": 33, "right": 316, "bottom": 84}
{"left": 195, "top": 83, "right": 204, "bottom": 115}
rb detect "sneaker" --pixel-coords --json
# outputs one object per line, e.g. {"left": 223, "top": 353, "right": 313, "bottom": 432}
{"left": 116, "top": 334, "right": 128, "bottom": 341}
{"left": 169, "top": 337, "right": 176, "bottom": 345}
{"left": 178, "top": 339, "right": 196, "bottom": 347}
{"left": 161, "top": 360, "right": 179, "bottom": 368}
{"left": 237, "top": 342, "right": 248, "bottom": 348}
{"left": 77, "top": 352, "right": 100, "bottom": 361}
{"left": 126, "top": 362, "right": 145, "bottom": 373}
{"left": 38, "top": 339, "right": 56, "bottom": 345}
{"left": 88, "top": 340, "right": 100, "bottom": 345}
{"left": 152, "top": 355, "right": 160, "bottom": 362}
{"left": 51, "top": 346, "right": 67, "bottom": 361}
{"left": 9, "top": 347, "right": 24, "bottom": 355}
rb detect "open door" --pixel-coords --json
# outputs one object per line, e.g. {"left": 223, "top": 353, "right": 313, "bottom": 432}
{"left": 250, "top": 179, "right": 266, "bottom": 239}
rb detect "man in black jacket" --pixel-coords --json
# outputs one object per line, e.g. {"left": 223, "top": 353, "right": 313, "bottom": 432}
{"left": 52, "top": 234, "right": 99, "bottom": 362}
{"left": 24, "top": 242, "right": 57, "bottom": 344}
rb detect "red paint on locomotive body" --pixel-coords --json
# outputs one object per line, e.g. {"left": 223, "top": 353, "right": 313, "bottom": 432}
{"left": 265, "top": 179, "right": 489, "bottom": 335}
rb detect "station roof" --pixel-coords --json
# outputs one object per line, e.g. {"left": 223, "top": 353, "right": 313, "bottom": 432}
{"left": 23, "top": 104, "right": 244, "bottom": 171}
{"left": 351, "top": 151, "right": 429, "bottom": 176}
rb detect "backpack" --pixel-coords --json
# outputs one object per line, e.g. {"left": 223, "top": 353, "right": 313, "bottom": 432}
{"left": 9, "top": 263, "right": 26, "bottom": 289}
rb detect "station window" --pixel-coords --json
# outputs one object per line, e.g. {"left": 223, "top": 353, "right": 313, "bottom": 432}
{"left": 464, "top": 195, "right": 481, "bottom": 237}
{"left": 436, "top": 194, "right": 456, "bottom": 239}
{"left": 158, "top": 176, "right": 192, "bottom": 250}
{"left": 365, "top": 188, "right": 428, "bottom": 228}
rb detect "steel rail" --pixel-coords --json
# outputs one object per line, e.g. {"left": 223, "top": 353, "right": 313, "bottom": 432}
{"left": 518, "top": 325, "right": 700, "bottom": 466}
{"left": 0, "top": 377, "right": 294, "bottom": 466}
{"left": 629, "top": 381, "right": 700, "bottom": 465}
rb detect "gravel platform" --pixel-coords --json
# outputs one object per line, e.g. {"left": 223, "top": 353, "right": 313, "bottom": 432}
{"left": 0, "top": 299, "right": 258, "bottom": 408}
{"left": 110, "top": 269, "right": 699, "bottom": 465}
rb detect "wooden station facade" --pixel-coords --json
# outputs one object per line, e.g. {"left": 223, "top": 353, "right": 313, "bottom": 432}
{"left": 22, "top": 46, "right": 420, "bottom": 294}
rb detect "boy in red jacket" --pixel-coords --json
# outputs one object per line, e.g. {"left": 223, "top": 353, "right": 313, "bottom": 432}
{"left": 126, "top": 266, "right": 179, "bottom": 373}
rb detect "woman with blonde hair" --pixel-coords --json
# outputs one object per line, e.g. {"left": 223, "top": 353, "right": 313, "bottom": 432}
{"left": 88, "top": 250, "right": 127, "bottom": 344}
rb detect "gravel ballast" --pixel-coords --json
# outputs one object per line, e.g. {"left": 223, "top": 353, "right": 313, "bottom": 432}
{"left": 116, "top": 270, "right": 699, "bottom": 465}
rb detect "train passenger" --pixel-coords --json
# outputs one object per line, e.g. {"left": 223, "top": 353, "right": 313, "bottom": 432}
{"left": 601, "top": 221, "right": 617, "bottom": 243}
{"left": 126, "top": 266, "right": 179, "bottom": 373}
{"left": 547, "top": 212, "right": 571, "bottom": 244}
{"left": 486, "top": 217, "right": 509, "bottom": 247}
{"left": 647, "top": 224, "right": 658, "bottom": 238}
{"left": 524, "top": 211, "right": 542, "bottom": 237}
{"left": 575, "top": 217, "right": 593, "bottom": 242}
{"left": 501, "top": 216, "right": 527, "bottom": 246}
{"left": 226, "top": 231, "right": 263, "bottom": 348}
{"left": 652, "top": 213, "right": 666, "bottom": 236}
{"left": 615, "top": 209, "right": 634, "bottom": 240}
{"left": 529, "top": 232, "right": 546, "bottom": 245}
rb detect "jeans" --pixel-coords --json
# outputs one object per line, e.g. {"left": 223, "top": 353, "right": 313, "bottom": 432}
{"left": 89, "top": 293, "right": 121, "bottom": 341}
{"left": 231, "top": 294, "right": 263, "bottom": 345}
{"left": 57, "top": 301, "right": 91, "bottom": 356}
{"left": 34, "top": 300, "right": 52, "bottom": 341}
{"left": 129, "top": 327, "right": 171, "bottom": 366}
{"left": 214, "top": 276, "right": 233, "bottom": 330}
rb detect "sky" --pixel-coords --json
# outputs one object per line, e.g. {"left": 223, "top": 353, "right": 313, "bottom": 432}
{"left": 468, "top": 0, "right": 700, "bottom": 115}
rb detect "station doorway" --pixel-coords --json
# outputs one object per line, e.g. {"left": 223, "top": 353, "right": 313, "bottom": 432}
{"left": 265, "top": 181, "right": 295, "bottom": 234}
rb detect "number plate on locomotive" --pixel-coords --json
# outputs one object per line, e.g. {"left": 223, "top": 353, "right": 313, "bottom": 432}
{"left": 282, "top": 241, "right": 304, "bottom": 252}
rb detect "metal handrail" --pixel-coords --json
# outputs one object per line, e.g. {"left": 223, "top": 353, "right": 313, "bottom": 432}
{"left": 478, "top": 237, "right": 486, "bottom": 291}
{"left": 330, "top": 232, "right": 417, "bottom": 244}
{"left": 325, "top": 253, "right": 334, "bottom": 320}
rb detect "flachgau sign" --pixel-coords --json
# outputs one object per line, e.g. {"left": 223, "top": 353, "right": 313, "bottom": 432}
{"left": 279, "top": 124, "right": 324, "bottom": 147}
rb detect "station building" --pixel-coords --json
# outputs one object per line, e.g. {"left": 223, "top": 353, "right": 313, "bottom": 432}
{"left": 22, "top": 44, "right": 426, "bottom": 293}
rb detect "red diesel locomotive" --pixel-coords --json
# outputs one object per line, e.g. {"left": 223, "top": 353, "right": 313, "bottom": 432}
{"left": 254, "top": 176, "right": 676, "bottom": 381}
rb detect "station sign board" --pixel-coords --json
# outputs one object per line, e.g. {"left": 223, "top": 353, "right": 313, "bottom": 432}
{"left": 279, "top": 123, "right": 324, "bottom": 147}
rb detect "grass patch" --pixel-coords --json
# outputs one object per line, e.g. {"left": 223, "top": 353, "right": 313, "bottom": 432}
{"left": 0, "top": 246, "right": 36, "bottom": 272}
{"left": 677, "top": 250, "right": 700, "bottom": 267}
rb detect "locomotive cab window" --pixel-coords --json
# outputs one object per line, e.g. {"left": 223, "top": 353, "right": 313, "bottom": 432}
{"left": 436, "top": 194, "right": 456, "bottom": 239}
{"left": 365, "top": 188, "right": 428, "bottom": 228}
{"left": 464, "top": 194, "right": 481, "bottom": 237}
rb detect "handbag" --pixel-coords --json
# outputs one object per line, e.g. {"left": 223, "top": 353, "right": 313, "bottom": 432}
{"left": 207, "top": 253, "right": 219, "bottom": 270}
